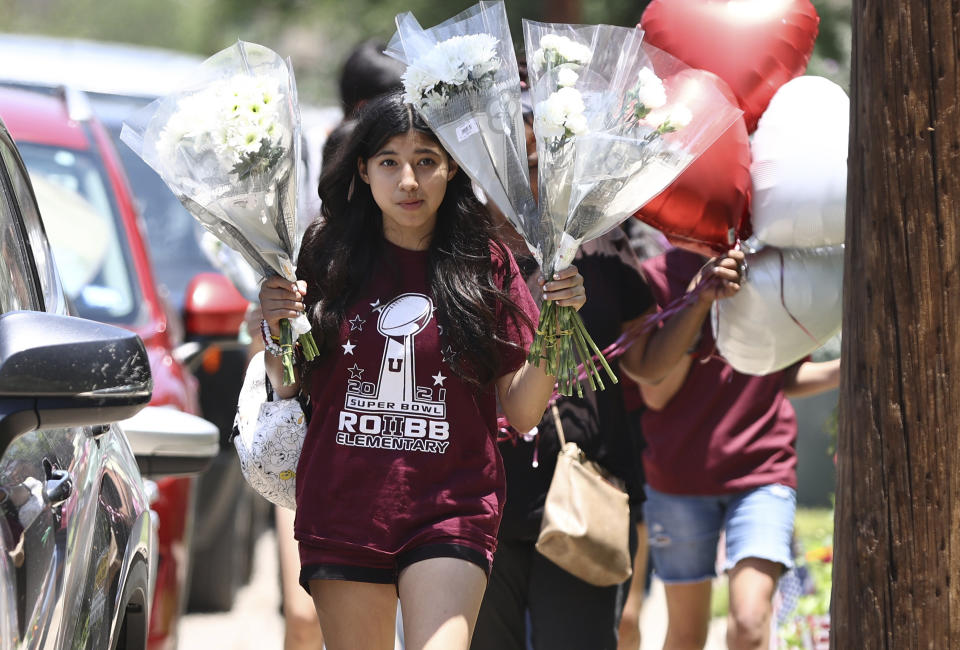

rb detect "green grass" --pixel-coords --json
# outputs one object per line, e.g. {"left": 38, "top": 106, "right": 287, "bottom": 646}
{"left": 709, "top": 507, "right": 835, "bottom": 620}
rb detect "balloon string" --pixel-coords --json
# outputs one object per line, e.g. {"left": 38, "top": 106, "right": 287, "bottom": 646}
{"left": 498, "top": 245, "right": 757, "bottom": 437}
{"left": 778, "top": 249, "right": 821, "bottom": 345}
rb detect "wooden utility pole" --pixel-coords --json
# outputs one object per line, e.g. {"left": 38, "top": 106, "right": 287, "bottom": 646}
{"left": 833, "top": 1, "right": 960, "bottom": 647}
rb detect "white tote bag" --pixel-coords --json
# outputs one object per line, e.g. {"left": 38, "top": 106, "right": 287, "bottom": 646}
{"left": 232, "top": 351, "right": 307, "bottom": 510}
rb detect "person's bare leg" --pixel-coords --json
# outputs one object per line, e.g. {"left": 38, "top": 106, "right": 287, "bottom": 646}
{"left": 726, "top": 558, "right": 779, "bottom": 650}
{"left": 275, "top": 506, "right": 324, "bottom": 650}
{"left": 309, "top": 579, "right": 397, "bottom": 650}
{"left": 397, "top": 557, "right": 487, "bottom": 650}
{"left": 661, "top": 580, "right": 711, "bottom": 650}
{"left": 617, "top": 522, "right": 648, "bottom": 650}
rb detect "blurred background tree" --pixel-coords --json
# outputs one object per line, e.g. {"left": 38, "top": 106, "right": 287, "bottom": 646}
{"left": 0, "top": 0, "right": 850, "bottom": 106}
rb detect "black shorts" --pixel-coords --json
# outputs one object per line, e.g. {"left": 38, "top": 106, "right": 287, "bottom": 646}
{"left": 299, "top": 542, "right": 491, "bottom": 592}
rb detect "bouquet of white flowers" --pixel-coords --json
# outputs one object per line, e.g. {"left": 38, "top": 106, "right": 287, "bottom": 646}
{"left": 523, "top": 21, "right": 743, "bottom": 395}
{"left": 385, "top": 1, "right": 539, "bottom": 262}
{"left": 120, "top": 41, "right": 318, "bottom": 385}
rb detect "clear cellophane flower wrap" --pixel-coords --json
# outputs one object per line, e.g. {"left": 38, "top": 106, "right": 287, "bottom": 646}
{"left": 523, "top": 21, "right": 744, "bottom": 395}
{"left": 384, "top": 1, "right": 540, "bottom": 275}
{"left": 120, "top": 40, "right": 318, "bottom": 385}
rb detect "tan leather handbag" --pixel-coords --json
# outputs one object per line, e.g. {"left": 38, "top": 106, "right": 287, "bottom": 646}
{"left": 535, "top": 404, "right": 633, "bottom": 587}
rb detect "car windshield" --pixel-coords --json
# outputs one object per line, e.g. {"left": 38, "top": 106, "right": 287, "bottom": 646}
{"left": 85, "top": 93, "right": 217, "bottom": 309}
{"left": 18, "top": 142, "right": 143, "bottom": 325}
{"left": 111, "top": 139, "right": 216, "bottom": 308}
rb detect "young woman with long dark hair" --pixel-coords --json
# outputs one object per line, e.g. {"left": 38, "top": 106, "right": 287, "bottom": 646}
{"left": 258, "top": 91, "right": 586, "bottom": 650}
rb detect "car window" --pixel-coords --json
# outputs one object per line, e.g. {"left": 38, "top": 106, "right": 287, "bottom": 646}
{"left": 18, "top": 142, "right": 142, "bottom": 325}
{"left": 0, "top": 134, "right": 43, "bottom": 312}
{"left": 0, "top": 139, "right": 67, "bottom": 316}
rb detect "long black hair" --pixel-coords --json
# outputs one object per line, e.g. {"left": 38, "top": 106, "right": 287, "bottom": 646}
{"left": 297, "top": 92, "right": 533, "bottom": 387}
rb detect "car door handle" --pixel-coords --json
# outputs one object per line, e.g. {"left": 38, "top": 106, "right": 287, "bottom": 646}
{"left": 89, "top": 424, "right": 110, "bottom": 439}
{"left": 42, "top": 459, "right": 72, "bottom": 508}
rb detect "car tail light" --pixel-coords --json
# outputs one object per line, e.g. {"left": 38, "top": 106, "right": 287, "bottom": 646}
{"left": 183, "top": 272, "right": 249, "bottom": 337}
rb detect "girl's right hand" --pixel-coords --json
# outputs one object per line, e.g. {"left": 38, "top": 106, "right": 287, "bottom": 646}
{"left": 259, "top": 276, "right": 307, "bottom": 335}
{"left": 697, "top": 249, "right": 746, "bottom": 304}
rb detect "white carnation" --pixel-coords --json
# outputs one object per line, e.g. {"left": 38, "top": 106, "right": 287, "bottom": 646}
{"left": 667, "top": 105, "right": 693, "bottom": 128}
{"left": 534, "top": 34, "right": 592, "bottom": 71}
{"left": 565, "top": 112, "right": 588, "bottom": 135}
{"left": 533, "top": 87, "right": 587, "bottom": 142}
{"left": 635, "top": 67, "right": 667, "bottom": 109}
{"left": 557, "top": 67, "right": 579, "bottom": 88}
{"left": 648, "top": 104, "right": 693, "bottom": 131}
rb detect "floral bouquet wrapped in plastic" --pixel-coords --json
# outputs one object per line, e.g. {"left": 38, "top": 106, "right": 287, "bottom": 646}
{"left": 385, "top": 1, "right": 538, "bottom": 244}
{"left": 523, "top": 21, "right": 743, "bottom": 395}
{"left": 120, "top": 41, "right": 318, "bottom": 385}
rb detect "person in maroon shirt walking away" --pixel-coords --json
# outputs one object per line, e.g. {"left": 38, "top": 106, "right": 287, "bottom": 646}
{"left": 257, "top": 91, "right": 589, "bottom": 650}
{"left": 631, "top": 248, "right": 840, "bottom": 650}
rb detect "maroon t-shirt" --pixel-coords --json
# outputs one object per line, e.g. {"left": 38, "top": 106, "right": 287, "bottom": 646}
{"left": 294, "top": 240, "right": 538, "bottom": 562}
{"left": 640, "top": 249, "right": 798, "bottom": 495}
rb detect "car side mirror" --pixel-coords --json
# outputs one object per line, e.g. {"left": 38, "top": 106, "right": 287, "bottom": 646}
{"left": 0, "top": 311, "right": 152, "bottom": 458}
{"left": 183, "top": 272, "right": 250, "bottom": 339}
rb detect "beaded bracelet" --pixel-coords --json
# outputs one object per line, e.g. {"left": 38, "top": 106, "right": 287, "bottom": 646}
{"left": 260, "top": 319, "right": 284, "bottom": 357}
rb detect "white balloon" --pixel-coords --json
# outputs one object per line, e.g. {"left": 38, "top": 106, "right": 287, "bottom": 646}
{"left": 712, "top": 245, "right": 843, "bottom": 376}
{"left": 750, "top": 76, "right": 849, "bottom": 248}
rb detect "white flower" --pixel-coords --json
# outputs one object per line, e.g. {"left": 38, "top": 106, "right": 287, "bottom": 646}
{"left": 566, "top": 112, "right": 588, "bottom": 135}
{"left": 157, "top": 73, "right": 288, "bottom": 175}
{"left": 635, "top": 67, "right": 667, "bottom": 109}
{"left": 533, "top": 87, "right": 587, "bottom": 142}
{"left": 647, "top": 104, "right": 693, "bottom": 132}
{"left": 402, "top": 65, "right": 441, "bottom": 104}
{"left": 666, "top": 105, "right": 693, "bottom": 128}
{"left": 403, "top": 33, "right": 501, "bottom": 108}
{"left": 557, "top": 67, "right": 579, "bottom": 88}
{"left": 532, "top": 34, "right": 592, "bottom": 73}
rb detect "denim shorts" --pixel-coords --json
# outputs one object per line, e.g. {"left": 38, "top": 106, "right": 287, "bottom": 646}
{"left": 643, "top": 484, "right": 796, "bottom": 584}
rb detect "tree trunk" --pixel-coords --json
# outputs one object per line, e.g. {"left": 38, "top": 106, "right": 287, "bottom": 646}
{"left": 833, "top": 1, "right": 960, "bottom": 647}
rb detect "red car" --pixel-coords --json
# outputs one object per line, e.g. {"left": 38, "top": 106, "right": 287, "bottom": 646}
{"left": 0, "top": 85, "right": 225, "bottom": 650}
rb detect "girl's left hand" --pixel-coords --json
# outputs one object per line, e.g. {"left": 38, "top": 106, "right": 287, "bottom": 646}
{"left": 540, "top": 264, "right": 586, "bottom": 311}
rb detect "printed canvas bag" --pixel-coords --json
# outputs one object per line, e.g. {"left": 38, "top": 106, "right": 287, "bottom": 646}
{"left": 232, "top": 351, "right": 307, "bottom": 510}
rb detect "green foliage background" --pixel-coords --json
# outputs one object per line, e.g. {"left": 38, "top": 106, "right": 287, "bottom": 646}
{"left": 0, "top": 0, "right": 850, "bottom": 106}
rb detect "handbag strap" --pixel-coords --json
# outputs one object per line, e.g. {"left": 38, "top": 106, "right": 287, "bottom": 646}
{"left": 550, "top": 403, "right": 566, "bottom": 447}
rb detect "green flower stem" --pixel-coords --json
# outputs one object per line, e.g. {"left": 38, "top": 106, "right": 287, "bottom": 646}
{"left": 574, "top": 313, "right": 618, "bottom": 386}
{"left": 571, "top": 319, "right": 600, "bottom": 392}
{"left": 279, "top": 318, "right": 296, "bottom": 386}
{"left": 298, "top": 330, "right": 320, "bottom": 360}
{"left": 527, "top": 300, "right": 619, "bottom": 397}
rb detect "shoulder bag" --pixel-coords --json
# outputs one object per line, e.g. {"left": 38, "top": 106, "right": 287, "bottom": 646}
{"left": 535, "top": 404, "right": 633, "bottom": 586}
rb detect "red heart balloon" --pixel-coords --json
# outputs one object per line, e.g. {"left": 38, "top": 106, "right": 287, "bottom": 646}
{"left": 640, "top": 0, "right": 819, "bottom": 132}
{"left": 635, "top": 69, "right": 751, "bottom": 255}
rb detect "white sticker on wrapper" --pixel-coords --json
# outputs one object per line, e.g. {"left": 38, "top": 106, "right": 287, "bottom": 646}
{"left": 456, "top": 118, "right": 480, "bottom": 142}
{"left": 555, "top": 232, "right": 581, "bottom": 270}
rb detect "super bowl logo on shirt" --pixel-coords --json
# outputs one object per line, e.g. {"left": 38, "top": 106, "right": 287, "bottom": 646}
{"left": 336, "top": 293, "right": 451, "bottom": 454}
